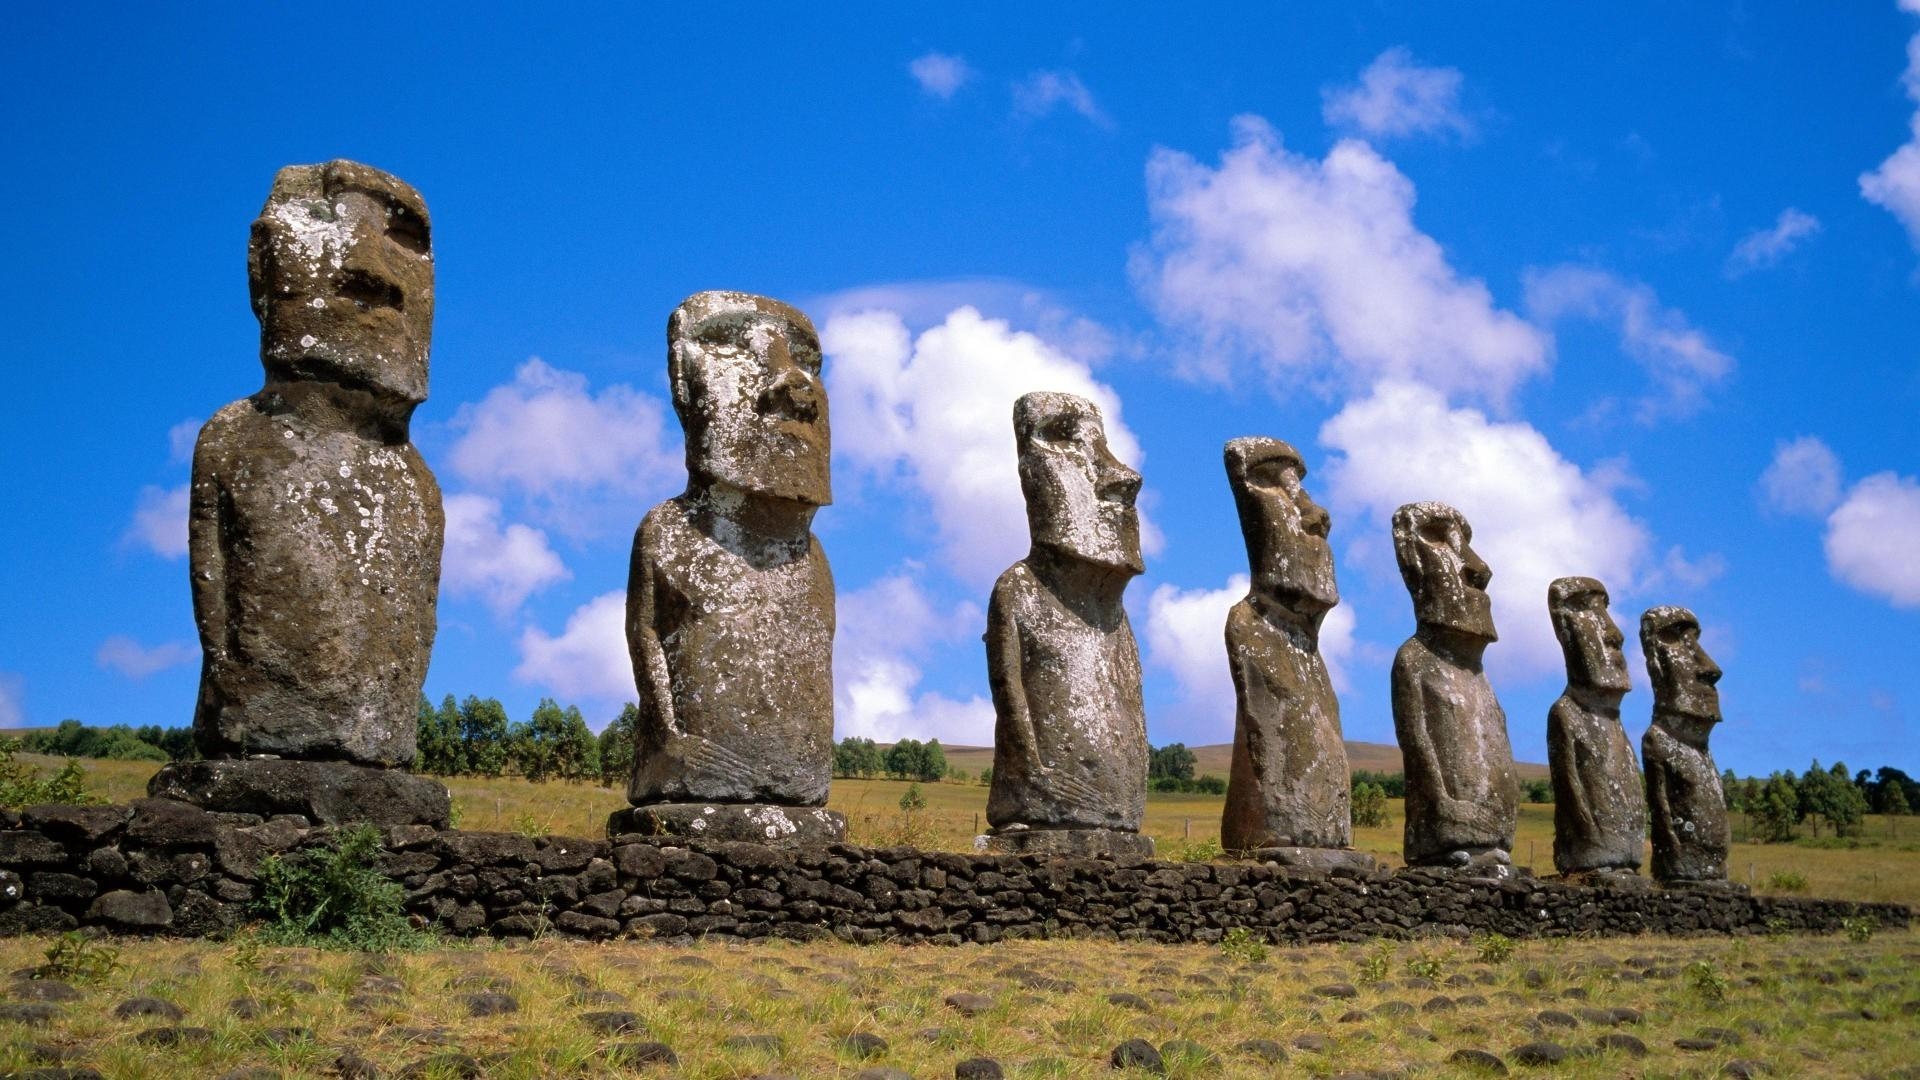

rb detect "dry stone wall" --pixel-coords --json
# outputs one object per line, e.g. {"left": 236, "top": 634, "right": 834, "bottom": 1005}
{"left": 1, "top": 800, "right": 1906, "bottom": 944}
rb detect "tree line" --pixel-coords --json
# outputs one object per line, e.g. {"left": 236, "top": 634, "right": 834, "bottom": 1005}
{"left": 1723, "top": 761, "right": 1913, "bottom": 842}
{"left": 19, "top": 719, "right": 194, "bottom": 762}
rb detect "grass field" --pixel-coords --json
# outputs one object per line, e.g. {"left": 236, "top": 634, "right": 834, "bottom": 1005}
{"left": 0, "top": 927, "right": 1913, "bottom": 1078}
{"left": 16, "top": 753, "right": 1920, "bottom": 906}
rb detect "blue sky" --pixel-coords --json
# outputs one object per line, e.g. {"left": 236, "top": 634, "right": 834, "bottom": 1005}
{"left": 4, "top": 4, "right": 1917, "bottom": 777}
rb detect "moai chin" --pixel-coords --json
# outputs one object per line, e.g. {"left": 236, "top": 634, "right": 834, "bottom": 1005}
{"left": 1389, "top": 502, "right": 1520, "bottom": 876}
{"left": 607, "top": 291, "right": 845, "bottom": 846}
{"left": 981, "top": 391, "right": 1154, "bottom": 859}
{"left": 147, "top": 160, "right": 451, "bottom": 828}
{"left": 1217, "top": 438, "right": 1374, "bottom": 872}
{"left": 1640, "top": 605, "right": 1733, "bottom": 886}
{"left": 1546, "top": 577, "right": 1647, "bottom": 881}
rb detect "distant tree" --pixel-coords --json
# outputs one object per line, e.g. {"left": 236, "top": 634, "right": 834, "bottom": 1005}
{"left": 833, "top": 737, "right": 884, "bottom": 779}
{"left": 1721, "top": 768, "right": 1742, "bottom": 810}
{"left": 899, "top": 783, "right": 927, "bottom": 813}
{"left": 414, "top": 694, "right": 462, "bottom": 775}
{"left": 1523, "top": 778, "right": 1554, "bottom": 804}
{"left": 883, "top": 739, "right": 922, "bottom": 780}
{"left": 1351, "top": 769, "right": 1406, "bottom": 797}
{"left": 1883, "top": 782, "right": 1909, "bottom": 836}
{"left": 920, "top": 739, "right": 949, "bottom": 782}
{"left": 133, "top": 724, "right": 196, "bottom": 761}
{"left": 1752, "top": 773, "right": 1800, "bottom": 843}
{"left": 1149, "top": 743, "right": 1197, "bottom": 783}
{"left": 510, "top": 699, "right": 598, "bottom": 783}
{"left": 598, "top": 704, "right": 637, "bottom": 788}
{"left": 1873, "top": 766, "right": 1920, "bottom": 814}
{"left": 1351, "top": 781, "right": 1389, "bottom": 828}
{"left": 458, "top": 696, "right": 512, "bottom": 777}
{"left": 979, "top": 766, "right": 993, "bottom": 786}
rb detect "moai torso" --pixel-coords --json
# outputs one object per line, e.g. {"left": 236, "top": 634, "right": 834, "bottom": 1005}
{"left": 1546, "top": 577, "right": 1645, "bottom": 875}
{"left": 192, "top": 159, "right": 441, "bottom": 767}
{"left": 1218, "top": 437, "right": 1350, "bottom": 852}
{"left": 1641, "top": 605, "right": 1729, "bottom": 883}
{"left": 1389, "top": 502, "right": 1518, "bottom": 868}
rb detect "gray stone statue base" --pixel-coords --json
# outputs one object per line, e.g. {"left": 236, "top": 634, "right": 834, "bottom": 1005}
{"left": 1244, "top": 846, "right": 1379, "bottom": 874}
{"left": 147, "top": 759, "right": 451, "bottom": 828}
{"left": 1407, "top": 848, "right": 1531, "bottom": 882}
{"left": 607, "top": 803, "right": 846, "bottom": 846}
{"left": 1558, "top": 867, "right": 1653, "bottom": 892}
{"left": 974, "top": 827, "right": 1156, "bottom": 859}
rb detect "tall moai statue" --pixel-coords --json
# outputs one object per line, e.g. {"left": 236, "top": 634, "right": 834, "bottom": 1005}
{"left": 1217, "top": 438, "right": 1374, "bottom": 871}
{"left": 1546, "top": 577, "right": 1646, "bottom": 880}
{"left": 147, "top": 160, "right": 451, "bottom": 827}
{"left": 1640, "top": 606, "right": 1732, "bottom": 885}
{"left": 981, "top": 392, "right": 1154, "bottom": 858}
{"left": 1389, "top": 502, "right": 1520, "bottom": 875}
{"left": 606, "top": 291, "right": 845, "bottom": 845}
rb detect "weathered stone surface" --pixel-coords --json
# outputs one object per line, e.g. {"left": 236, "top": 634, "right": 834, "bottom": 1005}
{"left": 624, "top": 292, "right": 834, "bottom": 821}
{"left": 607, "top": 802, "right": 844, "bottom": 845}
{"left": 20, "top": 804, "right": 132, "bottom": 844}
{"left": 1389, "top": 502, "right": 1519, "bottom": 872}
{"left": 985, "top": 392, "right": 1149, "bottom": 851}
{"left": 1546, "top": 577, "right": 1645, "bottom": 876}
{"left": 1641, "top": 606, "right": 1730, "bottom": 884}
{"left": 1219, "top": 437, "right": 1359, "bottom": 859}
{"left": 147, "top": 760, "right": 449, "bottom": 828}
{"left": 86, "top": 889, "right": 172, "bottom": 929}
{"left": 975, "top": 827, "right": 1155, "bottom": 859}
{"left": 190, "top": 160, "right": 442, "bottom": 769}
{"left": 1247, "top": 847, "right": 1378, "bottom": 873}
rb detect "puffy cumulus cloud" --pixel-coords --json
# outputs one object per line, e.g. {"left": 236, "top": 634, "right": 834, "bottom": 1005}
{"left": 445, "top": 359, "right": 679, "bottom": 533}
{"left": 1319, "top": 380, "right": 1651, "bottom": 676}
{"left": 1725, "top": 208, "right": 1822, "bottom": 277}
{"left": 1759, "top": 435, "right": 1844, "bottom": 517}
{"left": 909, "top": 52, "right": 972, "bottom": 99}
{"left": 0, "top": 672, "right": 21, "bottom": 728}
{"left": 128, "top": 484, "right": 189, "bottom": 559}
{"left": 1134, "top": 116, "right": 1548, "bottom": 402}
{"left": 441, "top": 493, "right": 569, "bottom": 616}
{"left": 834, "top": 570, "right": 993, "bottom": 745}
{"left": 514, "top": 591, "right": 633, "bottom": 704}
{"left": 1012, "top": 70, "right": 1109, "bottom": 127}
{"left": 1825, "top": 472, "right": 1920, "bottom": 608}
{"left": 1145, "top": 575, "right": 1359, "bottom": 740}
{"left": 168, "top": 418, "right": 202, "bottom": 464}
{"left": 1321, "top": 47, "right": 1474, "bottom": 141}
{"left": 1861, "top": 13, "right": 1920, "bottom": 250}
{"left": 823, "top": 305, "right": 1151, "bottom": 585}
{"left": 96, "top": 636, "right": 196, "bottom": 679}
{"left": 1523, "top": 265, "right": 1734, "bottom": 420}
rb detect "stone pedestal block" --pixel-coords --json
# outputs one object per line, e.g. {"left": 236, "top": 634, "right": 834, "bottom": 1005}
{"left": 1245, "top": 847, "right": 1379, "bottom": 874}
{"left": 607, "top": 802, "right": 845, "bottom": 846}
{"left": 147, "top": 760, "right": 450, "bottom": 828}
{"left": 975, "top": 828, "right": 1156, "bottom": 860}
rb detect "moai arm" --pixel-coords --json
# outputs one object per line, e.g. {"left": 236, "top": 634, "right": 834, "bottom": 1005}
{"left": 187, "top": 438, "right": 229, "bottom": 664}
{"left": 1645, "top": 752, "right": 1678, "bottom": 859}
{"left": 1393, "top": 661, "right": 1452, "bottom": 806}
{"left": 986, "top": 579, "right": 1040, "bottom": 777}
{"left": 1549, "top": 704, "right": 1598, "bottom": 839}
{"left": 626, "top": 521, "right": 677, "bottom": 737}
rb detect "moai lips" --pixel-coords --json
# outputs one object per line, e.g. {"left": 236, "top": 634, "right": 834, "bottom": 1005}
{"left": 1546, "top": 577, "right": 1646, "bottom": 878}
{"left": 1641, "top": 605, "right": 1732, "bottom": 884}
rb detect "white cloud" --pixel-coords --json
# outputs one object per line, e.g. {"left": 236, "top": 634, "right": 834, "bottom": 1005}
{"left": 1524, "top": 265, "right": 1734, "bottom": 420}
{"left": 1319, "top": 380, "right": 1652, "bottom": 676}
{"left": 0, "top": 672, "right": 24, "bottom": 728}
{"left": 1012, "top": 70, "right": 1109, "bottom": 126}
{"left": 823, "top": 304, "right": 1151, "bottom": 585}
{"left": 445, "top": 358, "right": 679, "bottom": 532}
{"left": 441, "top": 493, "right": 569, "bottom": 616}
{"left": 514, "top": 591, "right": 633, "bottom": 703}
{"left": 1759, "top": 435, "right": 1845, "bottom": 517}
{"left": 1660, "top": 546, "right": 1728, "bottom": 591}
{"left": 1725, "top": 208, "right": 1822, "bottom": 276}
{"left": 834, "top": 569, "right": 993, "bottom": 745}
{"left": 1825, "top": 471, "right": 1920, "bottom": 608}
{"left": 909, "top": 52, "right": 973, "bottom": 99}
{"left": 1861, "top": 20, "right": 1920, "bottom": 250}
{"left": 1321, "top": 46, "right": 1473, "bottom": 141}
{"left": 96, "top": 636, "right": 197, "bottom": 679}
{"left": 167, "top": 418, "right": 202, "bottom": 464}
{"left": 128, "top": 484, "right": 189, "bottom": 559}
{"left": 1134, "top": 116, "right": 1549, "bottom": 402}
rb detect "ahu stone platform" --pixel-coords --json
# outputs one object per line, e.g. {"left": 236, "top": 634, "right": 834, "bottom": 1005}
{"left": 0, "top": 800, "right": 1907, "bottom": 944}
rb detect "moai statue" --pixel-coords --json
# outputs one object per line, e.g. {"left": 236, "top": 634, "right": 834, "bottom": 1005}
{"left": 1217, "top": 438, "right": 1374, "bottom": 871}
{"left": 1389, "top": 502, "right": 1520, "bottom": 876}
{"left": 147, "top": 160, "right": 450, "bottom": 828}
{"left": 1546, "top": 577, "right": 1646, "bottom": 881}
{"left": 606, "top": 291, "right": 845, "bottom": 845}
{"left": 1640, "top": 606, "right": 1732, "bottom": 886}
{"left": 981, "top": 392, "right": 1154, "bottom": 858}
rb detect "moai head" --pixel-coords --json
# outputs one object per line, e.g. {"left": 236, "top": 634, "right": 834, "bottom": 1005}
{"left": 1549, "top": 577, "right": 1631, "bottom": 695}
{"left": 1391, "top": 501, "right": 1496, "bottom": 642}
{"left": 248, "top": 160, "right": 435, "bottom": 407}
{"left": 1641, "top": 606, "right": 1721, "bottom": 736}
{"left": 668, "top": 291, "right": 830, "bottom": 506}
{"left": 1014, "top": 391, "right": 1142, "bottom": 574}
{"left": 1224, "top": 437, "right": 1337, "bottom": 614}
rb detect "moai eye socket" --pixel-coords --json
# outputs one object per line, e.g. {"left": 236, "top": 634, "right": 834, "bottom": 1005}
{"left": 385, "top": 203, "right": 429, "bottom": 256}
{"left": 1418, "top": 518, "right": 1455, "bottom": 547}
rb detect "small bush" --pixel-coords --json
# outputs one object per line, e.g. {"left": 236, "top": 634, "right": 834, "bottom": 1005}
{"left": 1219, "top": 927, "right": 1268, "bottom": 964}
{"left": 1472, "top": 932, "right": 1516, "bottom": 964}
{"left": 899, "top": 784, "right": 928, "bottom": 813}
{"left": 255, "top": 824, "right": 430, "bottom": 951}
{"left": 1405, "top": 951, "right": 1447, "bottom": 981}
{"left": 34, "top": 932, "right": 120, "bottom": 984}
{"left": 0, "top": 738, "right": 99, "bottom": 809}
{"left": 1683, "top": 960, "right": 1728, "bottom": 1003}
{"left": 1763, "top": 916, "right": 1793, "bottom": 940}
{"left": 1765, "top": 870, "right": 1809, "bottom": 892}
{"left": 1350, "top": 782, "right": 1389, "bottom": 828}
{"left": 1177, "top": 837, "right": 1224, "bottom": 863}
{"left": 1841, "top": 915, "right": 1876, "bottom": 943}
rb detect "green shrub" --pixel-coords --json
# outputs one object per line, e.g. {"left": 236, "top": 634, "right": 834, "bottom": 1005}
{"left": 1683, "top": 960, "right": 1728, "bottom": 1003}
{"left": 1357, "top": 941, "right": 1393, "bottom": 984}
{"left": 254, "top": 824, "right": 430, "bottom": 951}
{"left": 1765, "top": 870, "right": 1809, "bottom": 892}
{"left": 34, "top": 932, "right": 120, "bottom": 984}
{"left": 0, "top": 738, "right": 99, "bottom": 809}
{"left": 1405, "top": 951, "right": 1447, "bottom": 981}
{"left": 1177, "top": 837, "right": 1224, "bottom": 863}
{"left": 1472, "top": 932, "right": 1516, "bottom": 964}
{"left": 1218, "top": 927, "right": 1268, "bottom": 964}
{"left": 1350, "top": 782, "right": 1389, "bottom": 828}
{"left": 1841, "top": 915, "right": 1875, "bottom": 943}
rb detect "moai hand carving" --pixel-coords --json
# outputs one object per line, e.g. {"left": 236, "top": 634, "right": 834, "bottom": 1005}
{"left": 1218, "top": 439, "right": 1373, "bottom": 871}
{"left": 147, "top": 161, "right": 450, "bottom": 827}
{"left": 982, "top": 392, "right": 1153, "bottom": 858}
{"left": 1389, "top": 502, "right": 1520, "bottom": 875}
{"left": 1546, "top": 577, "right": 1646, "bottom": 879}
{"left": 1641, "top": 606, "right": 1731, "bottom": 885}
{"left": 608, "top": 291, "right": 844, "bottom": 845}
